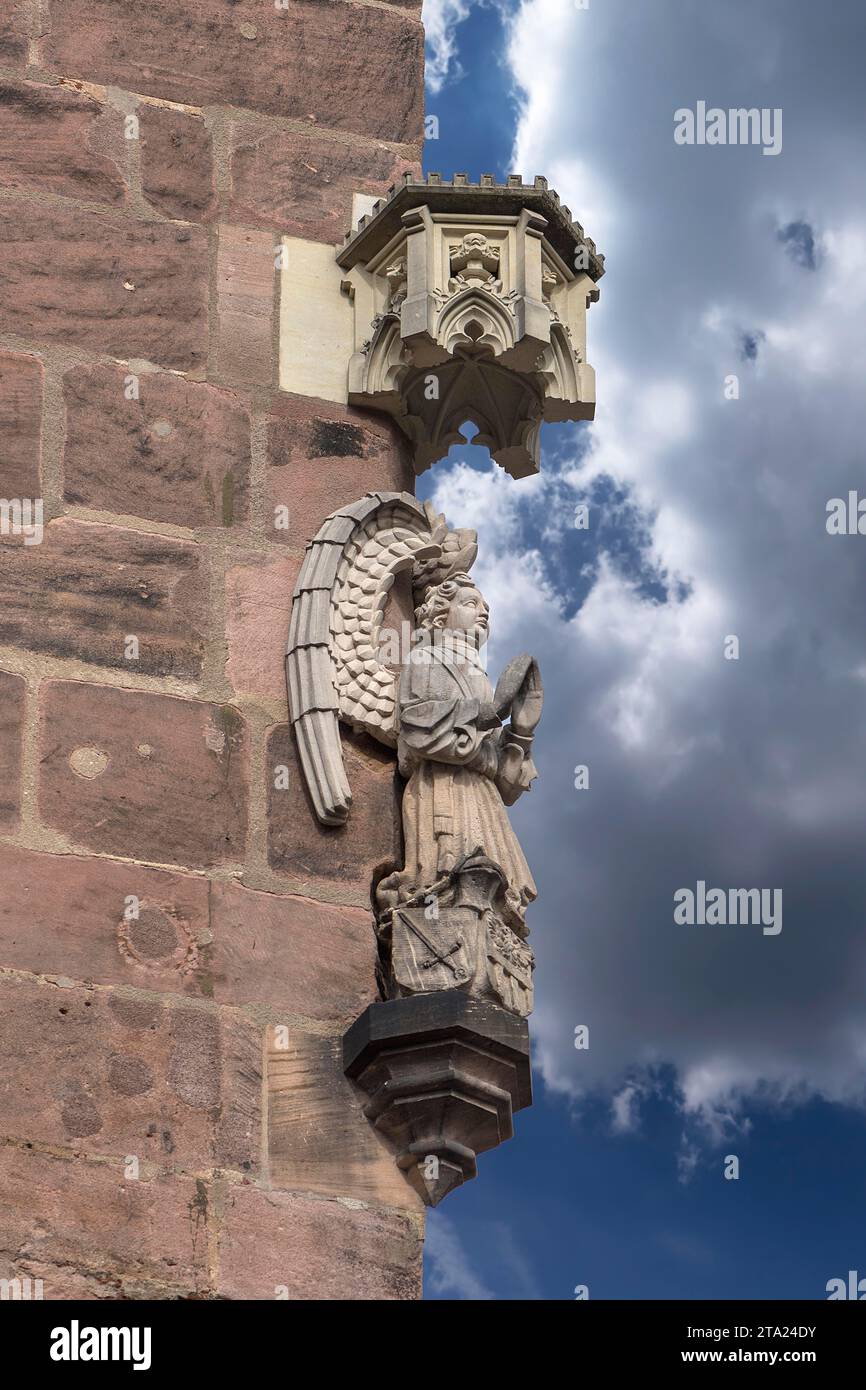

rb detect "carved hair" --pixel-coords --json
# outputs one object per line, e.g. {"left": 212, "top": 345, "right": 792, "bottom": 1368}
{"left": 414, "top": 573, "right": 478, "bottom": 631}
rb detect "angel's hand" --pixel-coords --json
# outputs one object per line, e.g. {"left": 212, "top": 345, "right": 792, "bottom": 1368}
{"left": 510, "top": 661, "right": 543, "bottom": 736}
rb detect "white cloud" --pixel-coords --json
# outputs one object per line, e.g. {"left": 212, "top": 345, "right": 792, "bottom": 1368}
{"left": 424, "top": 1214, "right": 495, "bottom": 1298}
{"left": 423, "top": 0, "right": 472, "bottom": 94}
{"left": 427, "top": 0, "right": 866, "bottom": 1149}
{"left": 611, "top": 1082, "right": 641, "bottom": 1134}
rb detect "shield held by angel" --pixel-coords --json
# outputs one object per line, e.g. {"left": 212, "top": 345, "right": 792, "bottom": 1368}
{"left": 286, "top": 491, "right": 543, "bottom": 1018}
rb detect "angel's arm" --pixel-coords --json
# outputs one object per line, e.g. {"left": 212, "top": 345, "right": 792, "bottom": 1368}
{"left": 397, "top": 656, "right": 499, "bottom": 770}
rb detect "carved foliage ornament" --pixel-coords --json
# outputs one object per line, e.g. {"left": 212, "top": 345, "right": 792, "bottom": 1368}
{"left": 286, "top": 492, "right": 543, "bottom": 1202}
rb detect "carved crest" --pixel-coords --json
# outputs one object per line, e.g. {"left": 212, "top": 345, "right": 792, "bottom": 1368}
{"left": 381, "top": 856, "right": 535, "bottom": 1017}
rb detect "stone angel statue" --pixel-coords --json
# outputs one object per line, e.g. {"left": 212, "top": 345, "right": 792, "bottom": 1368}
{"left": 286, "top": 491, "right": 542, "bottom": 1018}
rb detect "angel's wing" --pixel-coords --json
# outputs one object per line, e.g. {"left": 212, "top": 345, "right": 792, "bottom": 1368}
{"left": 286, "top": 491, "right": 439, "bottom": 826}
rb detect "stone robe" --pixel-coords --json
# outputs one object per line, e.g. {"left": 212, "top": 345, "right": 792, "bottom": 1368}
{"left": 381, "top": 634, "right": 537, "bottom": 932}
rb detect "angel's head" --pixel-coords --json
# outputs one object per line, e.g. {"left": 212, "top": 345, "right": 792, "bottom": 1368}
{"left": 414, "top": 574, "right": 489, "bottom": 647}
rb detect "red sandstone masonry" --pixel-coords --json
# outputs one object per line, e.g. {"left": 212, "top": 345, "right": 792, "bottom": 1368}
{"left": 0, "top": 0, "right": 425, "bottom": 1303}
{"left": 0, "top": 975, "right": 260, "bottom": 1174}
{"left": 216, "top": 1185, "right": 422, "bottom": 1301}
{"left": 0, "top": 79, "right": 126, "bottom": 205}
{"left": 0, "top": 351, "right": 42, "bottom": 498}
{"left": 0, "top": 5, "right": 29, "bottom": 70}
{"left": 267, "top": 724, "right": 401, "bottom": 890}
{"left": 224, "top": 550, "right": 300, "bottom": 705}
{"left": 0, "top": 670, "right": 25, "bottom": 829}
{"left": 0, "top": 844, "right": 210, "bottom": 993}
{"left": 43, "top": 0, "right": 425, "bottom": 143}
{"left": 62, "top": 364, "right": 251, "bottom": 529}
{"left": 38, "top": 683, "right": 249, "bottom": 868}
{"left": 0, "top": 200, "right": 209, "bottom": 369}
{"left": 266, "top": 395, "right": 415, "bottom": 548}
{"left": 0, "top": 1143, "right": 213, "bottom": 1296}
{"left": 0, "top": 844, "right": 377, "bottom": 1019}
{"left": 139, "top": 104, "right": 217, "bottom": 224}
{"left": 210, "top": 880, "right": 378, "bottom": 1019}
{"left": 215, "top": 225, "right": 275, "bottom": 387}
{"left": 229, "top": 123, "right": 418, "bottom": 244}
{"left": 0, "top": 517, "right": 208, "bottom": 677}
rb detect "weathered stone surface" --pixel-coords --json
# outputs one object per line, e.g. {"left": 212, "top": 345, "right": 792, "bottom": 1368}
{"left": 139, "top": 104, "right": 216, "bottom": 223}
{"left": 0, "top": 975, "right": 261, "bottom": 1175}
{"left": 0, "top": 350, "right": 42, "bottom": 498}
{"left": 216, "top": 225, "right": 275, "bottom": 387}
{"left": 267, "top": 724, "right": 400, "bottom": 889}
{"left": 217, "top": 1185, "right": 422, "bottom": 1300}
{"left": 39, "top": 683, "right": 249, "bottom": 868}
{"left": 0, "top": 1257, "right": 189, "bottom": 1301}
{"left": 345, "top": 995, "right": 532, "bottom": 1206}
{"left": 63, "top": 364, "right": 250, "bottom": 529}
{"left": 0, "top": 844, "right": 212, "bottom": 994}
{"left": 0, "top": 518, "right": 207, "bottom": 677}
{"left": 0, "top": 1142, "right": 211, "bottom": 1297}
{"left": 267, "top": 1030, "right": 422, "bottom": 1209}
{"left": 0, "top": 199, "right": 208, "bottom": 369}
{"left": 224, "top": 551, "right": 299, "bottom": 703}
{"left": 45, "top": 0, "right": 424, "bottom": 143}
{"left": 0, "top": 79, "right": 125, "bottom": 205}
{"left": 0, "top": 5, "right": 28, "bottom": 69}
{"left": 266, "top": 397, "right": 413, "bottom": 548}
{"left": 229, "top": 125, "right": 417, "bottom": 243}
{"left": 210, "top": 880, "right": 376, "bottom": 1018}
{"left": 0, "top": 671, "right": 24, "bottom": 829}
{"left": 0, "top": 843, "right": 377, "bottom": 1017}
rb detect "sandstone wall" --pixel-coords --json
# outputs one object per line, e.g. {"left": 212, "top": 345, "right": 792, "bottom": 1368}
{"left": 0, "top": 0, "right": 426, "bottom": 1299}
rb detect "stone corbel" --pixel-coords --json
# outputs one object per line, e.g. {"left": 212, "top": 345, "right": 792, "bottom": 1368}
{"left": 336, "top": 173, "right": 604, "bottom": 478}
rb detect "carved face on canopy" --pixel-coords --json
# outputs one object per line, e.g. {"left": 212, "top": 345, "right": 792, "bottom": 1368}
{"left": 415, "top": 573, "right": 489, "bottom": 648}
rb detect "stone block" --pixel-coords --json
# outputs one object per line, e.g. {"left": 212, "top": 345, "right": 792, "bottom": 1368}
{"left": 139, "top": 103, "right": 216, "bottom": 223}
{"left": 216, "top": 1184, "right": 422, "bottom": 1300}
{"left": 63, "top": 364, "right": 250, "bottom": 529}
{"left": 0, "top": 199, "right": 208, "bottom": 369}
{"left": 45, "top": 0, "right": 424, "bottom": 143}
{"left": 0, "top": 518, "right": 207, "bottom": 677}
{"left": 0, "top": 670, "right": 25, "bottom": 829}
{"left": 0, "top": 350, "right": 43, "bottom": 499}
{"left": 39, "top": 683, "right": 249, "bottom": 869}
{"left": 0, "top": 79, "right": 125, "bottom": 205}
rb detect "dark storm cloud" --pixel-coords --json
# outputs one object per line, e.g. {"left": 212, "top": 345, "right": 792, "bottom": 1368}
{"left": 778, "top": 220, "right": 819, "bottom": 270}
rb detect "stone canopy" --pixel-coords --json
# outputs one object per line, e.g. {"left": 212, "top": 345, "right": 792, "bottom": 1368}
{"left": 335, "top": 173, "right": 605, "bottom": 479}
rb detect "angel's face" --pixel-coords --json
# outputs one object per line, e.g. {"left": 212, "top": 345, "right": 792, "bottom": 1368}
{"left": 447, "top": 584, "right": 489, "bottom": 646}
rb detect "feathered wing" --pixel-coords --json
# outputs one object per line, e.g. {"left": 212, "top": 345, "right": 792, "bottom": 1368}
{"left": 286, "top": 491, "right": 440, "bottom": 825}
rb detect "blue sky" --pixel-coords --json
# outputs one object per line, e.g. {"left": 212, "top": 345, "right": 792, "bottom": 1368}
{"left": 418, "top": 0, "right": 866, "bottom": 1300}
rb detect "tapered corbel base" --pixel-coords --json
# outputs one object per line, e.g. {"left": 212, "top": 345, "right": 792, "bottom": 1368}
{"left": 343, "top": 993, "right": 532, "bottom": 1206}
